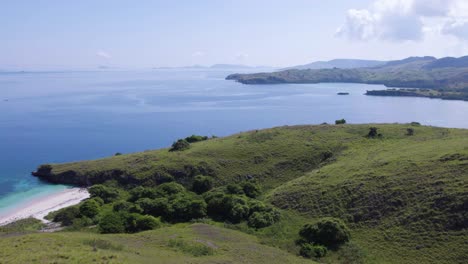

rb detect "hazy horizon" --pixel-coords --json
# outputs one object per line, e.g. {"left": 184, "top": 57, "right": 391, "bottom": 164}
{"left": 2, "top": 0, "right": 468, "bottom": 70}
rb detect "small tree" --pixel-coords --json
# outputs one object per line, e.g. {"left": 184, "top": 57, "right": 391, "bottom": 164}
{"left": 170, "top": 139, "right": 190, "bottom": 151}
{"left": 242, "top": 182, "right": 261, "bottom": 198}
{"left": 406, "top": 128, "right": 414, "bottom": 136}
{"left": 299, "top": 217, "right": 351, "bottom": 248}
{"left": 99, "top": 212, "right": 126, "bottom": 234}
{"left": 300, "top": 243, "right": 327, "bottom": 259}
{"left": 335, "top": 119, "right": 346, "bottom": 125}
{"left": 79, "top": 199, "right": 100, "bottom": 218}
{"left": 367, "top": 127, "right": 379, "bottom": 138}
{"left": 192, "top": 175, "right": 213, "bottom": 194}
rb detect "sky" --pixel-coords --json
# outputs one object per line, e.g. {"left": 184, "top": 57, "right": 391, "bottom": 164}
{"left": 1, "top": 0, "right": 468, "bottom": 70}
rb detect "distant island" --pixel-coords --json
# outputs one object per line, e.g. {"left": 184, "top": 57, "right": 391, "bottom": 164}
{"left": 337, "top": 92, "right": 349, "bottom": 95}
{"left": 226, "top": 56, "right": 468, "bottom": 101}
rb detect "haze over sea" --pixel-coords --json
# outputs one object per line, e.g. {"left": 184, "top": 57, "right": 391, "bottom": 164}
{"left": 1, "top": 69, "right": 467, "bottom": 215}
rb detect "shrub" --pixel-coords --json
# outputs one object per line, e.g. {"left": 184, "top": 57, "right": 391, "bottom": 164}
{"left": 335, "top": 119, "right": 346, "bottom": 125}
{"left": 52, "top": 206, "right": 80, "bottom": 226}
{"left": 79, "top": 199, "right": 100, "bottom": 218}
{"left": 156, "top": 182, "right": 186, "bottom": 197}
{"left": 135, "top": 215, "right": 161, "bottom": 231}
{"left": 299, "top": 217, "right": 351, "bottom": 248}
{"left": 129, "top": 186, "right": 158, "bottom": 202}
{"left": 170, "top": 139, "right": 190, "bottom": 151}
{"left": 226, "top": 184, "right": 244, "bottom": 195}
{"left": 114, "top": 152, "right": 122, "bottom": 156}
{"left": 192, "top": 175, "right": 213, "bottom": 194}
{"left": 300, "top": 243, "right": 327, "bottom": 259}
{"left": 113, "top": 200, "right": 142, "bottom": 214}
{"left": 185, "top": 135, "right": 208, "bottom": 143}
{"left": 71, "top": 216, "right": 94, "bottom": 229}
{"left": 248, "top": 211, "right": 277, "bottom": 228}
{"left": 406, "top": 128, "right": 414, "bottom": 136}
{"left": 98, "top": 212, "right": 126, "bottom": 234}
{"left": 89, "top": 185, "right": 120, "bottom": 203}
{"left": 242, "top": 182, "right": 261, "bottom": 198}
{"left": 367, "top": 127, "right": 379, "bottom": 138}
{"left": 229, "top": 203, "right": 250, "bottom": 223}
{"left": 190, "top": 200, "right": 208, "bottom": 219}
{"left": 136, "top": 197, "right": 171, "bottom": 217}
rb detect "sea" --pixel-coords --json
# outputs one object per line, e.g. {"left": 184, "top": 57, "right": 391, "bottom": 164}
{"left": 1, "top": 69, "right": 467, "bottom": 216}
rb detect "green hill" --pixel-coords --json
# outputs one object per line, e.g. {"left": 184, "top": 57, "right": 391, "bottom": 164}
{"left": 226, "top": 56, "right": 468, "bottom": 101}
{"left": 17, "top": 124, "right": 468, "bottom": 263}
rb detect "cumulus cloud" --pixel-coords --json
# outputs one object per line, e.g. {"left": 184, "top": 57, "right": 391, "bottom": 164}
{"left": 96, "top": 50, "right": 111, "bottom": 59}
{"left": 337, "top": 0, "right": 468, "bottom": 41}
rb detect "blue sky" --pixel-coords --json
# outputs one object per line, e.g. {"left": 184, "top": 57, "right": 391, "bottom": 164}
{"left": 1, "top": 0, "right": 468, "bottom": 69}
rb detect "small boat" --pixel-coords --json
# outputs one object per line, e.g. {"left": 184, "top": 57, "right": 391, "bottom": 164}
{"left": 337, "top": 92, "right": 350, "bottom": 95}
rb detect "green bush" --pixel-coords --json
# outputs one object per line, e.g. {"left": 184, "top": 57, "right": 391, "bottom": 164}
{"left": 299, "top": 217, "right": 351, "bottom": 248}
{"left": 170, "top": 139, "right": 190, "bottom": 151}
{"left": 156, "top": 182, "right": 186, "bottom": 197}
{"left": 242, "top": 182, "right": 261, "bottom": 198}
{"left": 52, "top": 206, "right": 80, "bottom": 226}
{"left": 89, "top": 185, "right": 120, "bottom": 203}
{"left": 129, "top": 186, "right": 158, "bottom": 202}
{"left": 300, "top": 243, "right": 327, "bottom": 258}
{"left": 226, "top": 184, "right": 244, "bottom": 195}
{"left": 190, "top": 200, "right": 208, "bottom": 219}
{"left": 192, "top": 175, "right": 213, "bottom": 194}
{"left": 185, "top": 135, "right": 208, "bottom": 143}
{"left": 79, "top": 199, "right": 100, "bottom": 218}
{"left": 335, "top": 119, "right": 346, "bottom": 125}
{"left": 113, "top": 200, "right": 142, "bottom": 214}
{"left": 135, "top": 215, "right": 161, "bottom": 231}
{"left": 136, "top": 197, "right": 171, "bottom": 217}
{"left": 98, "top": 212, "right": 126, "bottom": 234}
{"left": 247, "top": 209, "right": 281, "bottom": 228}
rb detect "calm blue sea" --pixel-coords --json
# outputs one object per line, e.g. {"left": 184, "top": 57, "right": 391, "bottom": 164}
{"left": 1, "top": 69, "right": 467, "bottom": 214}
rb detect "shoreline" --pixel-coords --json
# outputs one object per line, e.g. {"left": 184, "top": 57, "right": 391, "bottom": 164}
{"left": 0, "top": 187, "right": 89, "bottom": 226}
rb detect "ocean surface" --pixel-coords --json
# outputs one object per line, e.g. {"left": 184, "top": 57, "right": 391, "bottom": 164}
{"left": 1, "top": 69, "right": 467, "bottom": 215}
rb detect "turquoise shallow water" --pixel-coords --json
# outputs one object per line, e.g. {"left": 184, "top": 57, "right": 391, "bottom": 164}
{"left": 1, "top": 69, "right": 467, "bottom": 215}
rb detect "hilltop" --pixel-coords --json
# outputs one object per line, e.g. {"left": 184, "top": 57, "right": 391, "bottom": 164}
{"left": 227, "top": 56, "right": 468, "bottom": 101}
{"left": 283, "top": 59, "right": 386, "bottom": 70}
{"left": 23, "top": 124, "right": 468, "bottom": 263}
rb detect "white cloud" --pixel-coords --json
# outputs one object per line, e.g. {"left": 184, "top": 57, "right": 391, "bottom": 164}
{"left": 96, "top": 50, "right": 111, "bottom": 59}
{"left": 235, "top": 53, "right": 249, "bottom": 60}
{"left": 337, "top": 0, "right": 468, "bottom": 42}
{"left": 191, "top": 51, "right": 205, "bottom": 57}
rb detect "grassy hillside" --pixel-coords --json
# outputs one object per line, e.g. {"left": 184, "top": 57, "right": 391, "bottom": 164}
{"left": 226, "top": 56, "right": 468, "bottom": 101}
{"left": 0, "top": 223, "right": 312, "bottom": 264}
{"left": 27, "top": 124, "right": 468, "bottom": 263}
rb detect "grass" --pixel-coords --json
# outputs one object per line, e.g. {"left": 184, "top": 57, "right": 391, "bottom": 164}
{"left": 24, "top": 124, "right": 468, "bottom": 263}
{"left": 0, "top": 223, "right": 313, "bottom": 264}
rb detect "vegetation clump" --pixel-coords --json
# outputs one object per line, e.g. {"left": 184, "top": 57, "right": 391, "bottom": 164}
{"left": 170, "top": 139, "right": 191, "bottom": 151}
{"left": 335, "top": 119, "right": 346, "bottom": 125}
{"left": 299, "top": 217, "right": 351, "bottom": 248}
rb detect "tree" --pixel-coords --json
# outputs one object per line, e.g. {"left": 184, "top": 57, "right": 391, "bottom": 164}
{"left": 192, "top": 175, "right": 213, "bottom": 194}
{"left": 335, "top": 119, "right": 346, "bottom": 125}
{"left": 79, "top": 199, "right": 100, "bottom": 218}
{"left": 242, "top": 182, "right": 261, "bottom": 198}
{"left": 300, "top": 243, "right": 327, "bottom": 259}
{"left": 406, "top": 128, "right": 414, "bottom": 136}
{"left": 299, "top": 217, "right": 351, "bottom": 248}
{"left": 52, "top": 206, "right": 80, "bottom": 226}
{"left": 185, "top": 135, "right": 208, "bottom": 143}
{"left": 170, "top": 139, "right": 190, "bottom": 151}
{"left": 367, "top": 127, "right": 379, "bottom": 138}
{"left": 89, "top": 185, "right": 120, "bottom": 203}
{"left": 99, "top": 212, "right": 126, "bottom": 234}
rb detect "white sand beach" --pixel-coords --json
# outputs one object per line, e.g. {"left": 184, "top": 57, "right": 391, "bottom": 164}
{"left": 0, "top": 188, "right": 90, "bottom": 226}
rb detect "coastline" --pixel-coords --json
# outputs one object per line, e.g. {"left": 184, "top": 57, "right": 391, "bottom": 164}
{"left": 0, "top": 187, "right": 89, "bottom": 226}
